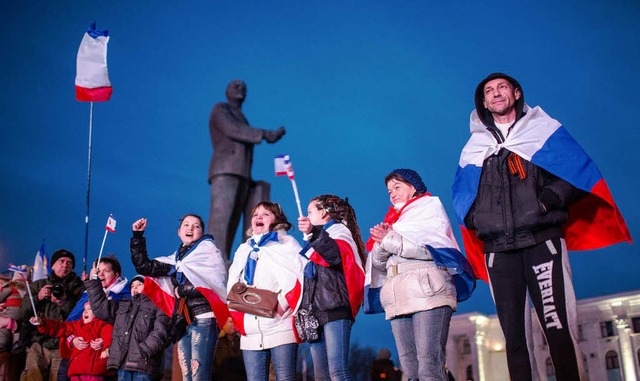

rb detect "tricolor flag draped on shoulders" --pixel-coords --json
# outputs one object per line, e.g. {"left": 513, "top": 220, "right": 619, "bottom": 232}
{"left": 452, "top": 105, "right": 632, "bottom": 282}
{"left": 301, "top": 222, "right": 365, "bottom": 318}
{"left": 32, "top": 242, "right": 49, "bottom": 282}
{"left": 75, "top": 23, "right": 112, "bottom": 102}
{"left": 142, "top": 235, "right": 230, "bottom": 330}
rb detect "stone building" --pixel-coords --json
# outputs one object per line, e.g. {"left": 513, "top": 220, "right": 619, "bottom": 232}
{"left": 447, "top": 289, "right": 640, "bottom": 381}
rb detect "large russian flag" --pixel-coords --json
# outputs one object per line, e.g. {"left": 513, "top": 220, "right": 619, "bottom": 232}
{"left": 75, "top": 23, "right": 112, "bottom": 102}
{"left": 452, "top": 105, "right": 632, "bottom": 281}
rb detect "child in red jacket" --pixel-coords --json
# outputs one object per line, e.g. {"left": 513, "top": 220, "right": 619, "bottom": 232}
{"left": 31, "top": 302, "right": 113, "bottom": 381}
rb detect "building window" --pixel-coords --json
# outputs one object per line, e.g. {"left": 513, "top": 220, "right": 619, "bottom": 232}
{"left": 600, "top": 321, "right": 616, "bottom": 337}
{"left": 632, "top": 317, "right": 640, "bottom": 333}
{"left": 462, "top": 336, "right": 471, "bottom": 354}
{"left": 605, "top": 351, "right": 622, "bottom": 381}
{"left": 545, "top": 357, "right": 555, "bottom": 376}
{"left": 578, "top": 324, "right": 585, "bottom": 341}
{"left": 466, "top": 365, "right": 474, "bottom": 381}
{"left": 605, "top": 351, "right": 619, "bottom": 369}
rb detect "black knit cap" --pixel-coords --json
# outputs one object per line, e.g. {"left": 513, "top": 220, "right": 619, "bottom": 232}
{"left": 389, "top": 168, "right": 427, "bottom": 194}
{"left": 131, "top": 274, "right": 145, "bottom": 285}
{"left": 474, "top": 72, "right": 525, "bottom": 128}
{"left": 51, "top": 249, "right": 75, "bottom": 269}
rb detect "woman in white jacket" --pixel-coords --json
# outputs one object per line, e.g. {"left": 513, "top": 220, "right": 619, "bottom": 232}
{"left": 227, "top": 201, "right": 306, "bottom": 381}
{"left": 369, "top": 169, "right": 459, "bottom": 381}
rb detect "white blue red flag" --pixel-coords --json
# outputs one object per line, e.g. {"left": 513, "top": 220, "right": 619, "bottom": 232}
{"left": 105, "top": 215, "right": 116, "bottom": 233}
{"left": 75, "top": 23, "right": 112, "bottom": 102}
{"left": 32, "top": 242, "right": 49, "bottom": 281}
{"left": 274, "top": 154, "right": 295, "bottom": 179}
{"left": 452, "top": 105, "right": 632, "bottom": 281}
{"left": 143, "top": 235, "right": 230, "bottom": 330}
{"left": 8, "top": 264, "right": 29, "bottom": 281}
{"left": 301, "top": 222, "right": 365, "bottom": 318}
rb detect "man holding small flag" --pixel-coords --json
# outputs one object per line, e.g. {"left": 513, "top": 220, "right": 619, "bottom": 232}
{"left": 452, "top": 73, "right": 632, "bottom": 381}
{"left": 15, "top": 249, "right": 84, "bottom": 381}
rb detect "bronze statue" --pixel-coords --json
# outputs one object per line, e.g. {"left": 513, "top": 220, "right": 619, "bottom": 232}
{"left": 208, "top": 80, "right": 285, "bottom": 259}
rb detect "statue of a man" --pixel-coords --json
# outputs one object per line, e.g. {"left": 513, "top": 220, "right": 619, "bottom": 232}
{"left": 208, "top": 80, "right": 285, "bottom": 258}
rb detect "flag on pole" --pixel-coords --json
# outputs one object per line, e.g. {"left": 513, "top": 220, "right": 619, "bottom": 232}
{"left": 274, "top": 154, "right": 303, "bottom": 216}
{"left": 8, "top": 264, "right": 28, "bottom": 279}
{"left": 274, "top": 154, "right": 295, "bottom": 179}
{"left": 32, "top": 242, "right": 49, "bottom": 282}
{"left": 75, "top": 23, "right": 112, "bottom": 102}
{"left": 105, "top": 215, "right": 117, "bottom": 233}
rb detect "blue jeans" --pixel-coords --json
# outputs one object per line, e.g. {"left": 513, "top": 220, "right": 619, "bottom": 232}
{"left": 310, "top": 319, "right": 353, "bottom": 381}
{"left": 177, "top": 317, "right": 219, "bottom": 381}
{"left": 242, "top": 343, "right": 298, "bottom": 381}
{"left": 390, "top": 306, "right": 452, "bottom": 381}
{"left": 117, "top": 370, "right": 154, "bottom": 381}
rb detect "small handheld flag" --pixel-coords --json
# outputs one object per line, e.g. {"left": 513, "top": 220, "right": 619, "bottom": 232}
{"left": 76, "top": 23, "right": 112, "bottom": 102}
{"left": 275, "top": 154, "right": 303, "bottom": 217}
{"left": 32, "top": 242, "right": 49, "bottom": 282}
{"left": 106, "top": 215, "right": 117, "bottom": 232}
{"left": 9, "top": 264, "right": 37, "bottom": 317}
{"left": 96, "top": 214, "right": 116, "bottom": 269}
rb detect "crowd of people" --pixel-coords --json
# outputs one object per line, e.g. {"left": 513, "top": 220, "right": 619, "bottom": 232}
{"left": 0, "top": 72, "right": 630, "bottom": 381}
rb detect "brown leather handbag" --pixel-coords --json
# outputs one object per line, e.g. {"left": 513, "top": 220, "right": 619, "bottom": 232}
{"left": 226, "top": 282, "right": 279, "bottom": 318}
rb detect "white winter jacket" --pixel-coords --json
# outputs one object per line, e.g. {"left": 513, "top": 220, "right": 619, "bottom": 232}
{"left": 372, "top": 196, "right": 458, "bottom": 319}
{"left": 227, "top": 230, "right": 305, "bottom": 350}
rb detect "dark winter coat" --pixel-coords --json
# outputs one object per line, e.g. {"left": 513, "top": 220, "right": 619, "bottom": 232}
{"left": 130, "top": 232, "right": 212, "bottom": 317}
{"left": 85, "top": 279, "right": 169, "bottom": 375}
{"left": 301, "top": 227, "right": 352, "bottom": 325}
{"left": 18, "top": 272, "right": 84, "bottom": 349}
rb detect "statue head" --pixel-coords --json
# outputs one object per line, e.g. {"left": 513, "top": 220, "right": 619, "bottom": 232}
{"left": 226, "top": 80, "right": 247, "bottom": 103}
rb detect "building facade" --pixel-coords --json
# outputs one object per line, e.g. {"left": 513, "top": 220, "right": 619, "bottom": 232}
{"left": 447, "top": 290, "right": 640, "bottom": 381}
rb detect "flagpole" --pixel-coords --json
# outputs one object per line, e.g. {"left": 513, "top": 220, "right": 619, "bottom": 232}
{"left": 21, "top": 273, "right": 38, "bottom": 318}
{"left": 290, "top": 179, "right": 303, "bottom": 217}
{"left": 96, "top": 228, "right": 108, "bottom": 267}
{"left": 84, "top": 101, "right": 94, "bottom": 274}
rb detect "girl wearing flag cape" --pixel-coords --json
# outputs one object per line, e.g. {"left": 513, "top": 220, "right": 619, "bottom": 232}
{"left": 227, "top": 201, "right": 306, "bottom": 381}
{"left": 297, "top": 194, "right": 365, "bottom": 381}
{"left": 130, "top": 214, "right": 228, "bottom": 381}
{"left": 368, "top": 169, "right": 461, "bottom": 381}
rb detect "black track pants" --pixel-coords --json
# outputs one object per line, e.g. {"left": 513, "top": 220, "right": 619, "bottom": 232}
{"left": 486, "top": 238, "right": 584, "bottom": 381}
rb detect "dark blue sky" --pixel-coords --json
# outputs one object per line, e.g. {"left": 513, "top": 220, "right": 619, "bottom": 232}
{"left": 2, "top": 1, "right": 638, "bottom": 354}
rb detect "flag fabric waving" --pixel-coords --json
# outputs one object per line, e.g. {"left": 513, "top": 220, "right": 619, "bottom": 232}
{"left": 274, "top": 154, "right": 295, "bottom": 179}
{"left": 452, "top": 105, "right": 632, "bottom": 282}
{"left": 32, "top": 242, "right": 49, "bottom": 282}
{"left": 76, "top": 23, "right": 112, "bottom": 102}
{"left": 105, "top": 215, "right": 117, "bottom": 233}
{"left": 8, "top": 264, "right": 28, "bottom": 279}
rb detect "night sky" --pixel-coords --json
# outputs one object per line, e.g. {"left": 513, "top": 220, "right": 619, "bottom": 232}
{"left": 2, "top": 1, "right": 638, "bottom": 356}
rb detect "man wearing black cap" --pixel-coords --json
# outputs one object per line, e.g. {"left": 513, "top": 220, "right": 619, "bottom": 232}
{"left": 456, "top": 73, "right": 587, "bottom": 381}
{"left": 17, "top": 249, "right": 84, "bottom": 381}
